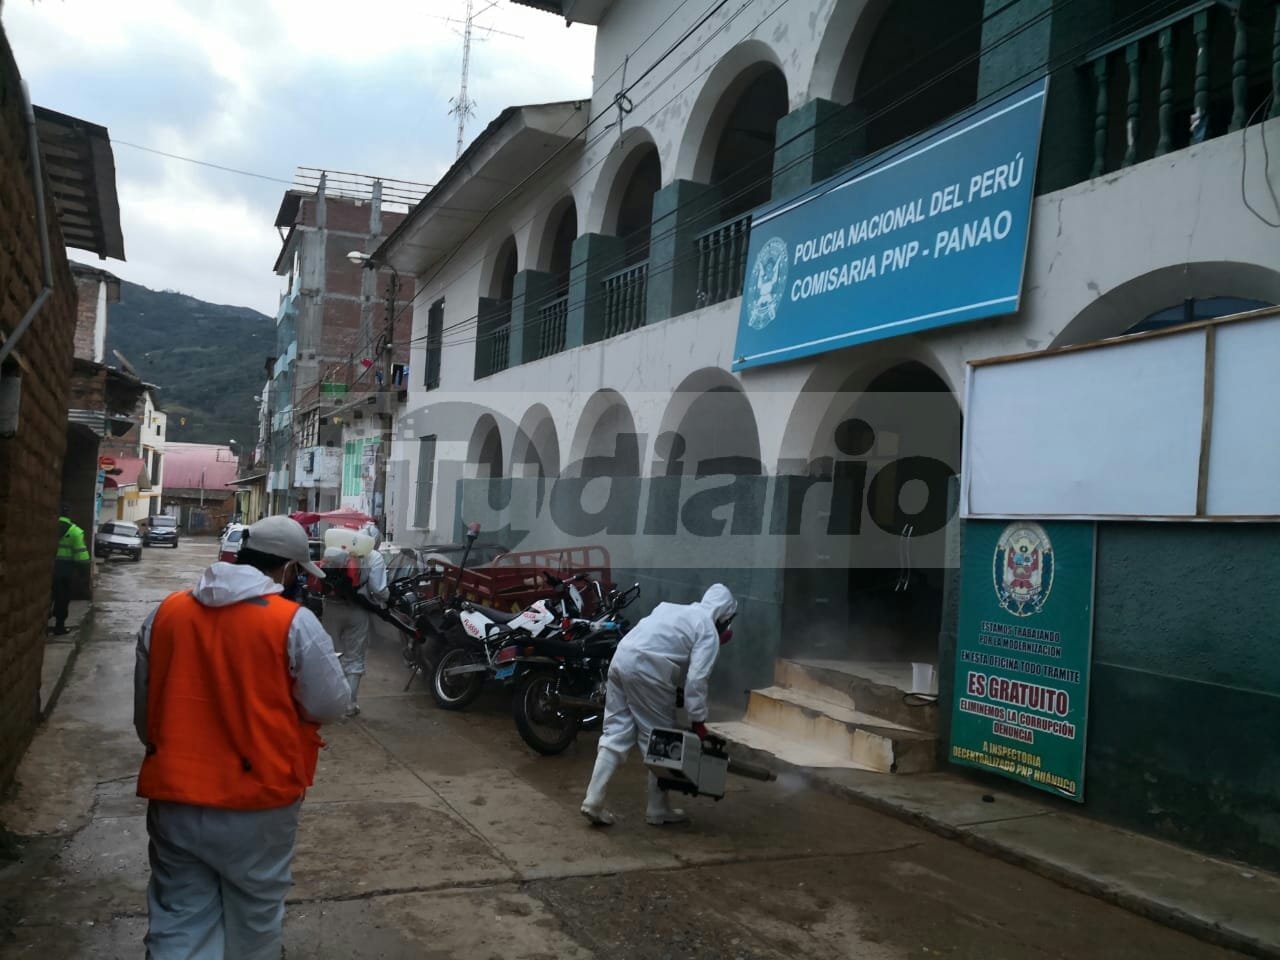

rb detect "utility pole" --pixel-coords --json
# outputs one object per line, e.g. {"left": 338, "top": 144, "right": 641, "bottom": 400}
{"left": 372, "top": 261, "right": 399, "bottom": 541}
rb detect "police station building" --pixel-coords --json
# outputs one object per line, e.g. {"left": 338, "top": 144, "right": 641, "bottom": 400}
{"left": 374, "top": 0, "right": 1280, "bottom": 870}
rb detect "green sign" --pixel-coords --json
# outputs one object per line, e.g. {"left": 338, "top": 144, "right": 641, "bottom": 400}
{"left": 950, "top": 520, "right": 1096, "bottom": 801}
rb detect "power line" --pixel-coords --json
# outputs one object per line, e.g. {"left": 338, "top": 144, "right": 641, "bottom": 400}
{"left": 111, "top": 139, "right": 298, "bottom": 186}
{"left": 409, "top": 0, "right": 1187, "bottom": 353}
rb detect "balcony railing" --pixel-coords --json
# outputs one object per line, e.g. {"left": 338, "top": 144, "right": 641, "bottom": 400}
{"left": 1082, "top": 0, "right": 1279, "bottom": 178}
{"left": 602, "top": 262, "right": 648, "bottom": 339}
{"left": 489, "top": 323, "right": 510, "bottom": 376}
{"left": 695, "top": 212, "right": 751, "bottom": 308}
{"left": 475, "top": 305, "right": 511, "bottom": 380}
{"left": 537, "top": 294, "right": 569, "bottom": 359}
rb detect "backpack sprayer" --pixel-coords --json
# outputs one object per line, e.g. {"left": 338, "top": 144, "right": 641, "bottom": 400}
{"left": 320, "top": 527, "right": 375, "bottom": 605}
{"left": 644, "top": 727, "right": 776, "bottom": 800}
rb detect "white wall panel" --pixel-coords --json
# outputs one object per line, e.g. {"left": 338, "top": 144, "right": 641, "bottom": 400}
{"left": 964, "top": 330, "right": 1206, "bottom": 518}
{"left": 1206, "top": 316, "right": 1280, "bottom": 515}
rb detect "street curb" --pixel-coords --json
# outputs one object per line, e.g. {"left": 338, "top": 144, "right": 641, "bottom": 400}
{"left": 726, "top": 740, "right": 1275, "bottom": 959}
{"left": 40, "top": 605, "right": 93, "bottom": 723}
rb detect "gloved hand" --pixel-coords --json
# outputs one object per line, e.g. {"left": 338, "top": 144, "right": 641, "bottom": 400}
{"left": 692, "top": 721, "right": 708, "bottom": 741}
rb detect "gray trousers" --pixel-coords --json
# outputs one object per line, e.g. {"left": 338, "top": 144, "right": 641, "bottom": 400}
{"left": 145, "top": 799, "right": 301, "bottom": 960}
{"left": 324, "top": 600, "right": 371, "bottom": 677}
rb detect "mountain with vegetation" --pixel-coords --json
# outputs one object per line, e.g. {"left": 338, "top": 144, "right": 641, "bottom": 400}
{"left": 104, "top": 279, "right": 274, "bottom": 448}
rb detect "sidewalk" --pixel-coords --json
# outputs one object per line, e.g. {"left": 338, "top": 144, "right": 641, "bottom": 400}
{"left": 40, "top": 599, "right": 91, "bottom": 718}
{"left": 750, "top": 755, "right": 1280, "bottom": 958}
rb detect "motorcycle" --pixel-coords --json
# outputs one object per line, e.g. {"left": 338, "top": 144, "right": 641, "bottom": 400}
{"left": 429, "top": 566, "right": 594, "bottom": 711}
{"left": 503, "top": 581, "right": 640, "bottom": 755}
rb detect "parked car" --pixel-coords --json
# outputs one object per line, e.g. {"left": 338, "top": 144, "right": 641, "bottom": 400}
{"left": 218, "top": 523, "right": 247, "bottom": 563}
{"left": 95, "top": 521, "right": 142, "bottom": 562}
{"left": 142, "top": 514, "right": 180, "bottom": 548}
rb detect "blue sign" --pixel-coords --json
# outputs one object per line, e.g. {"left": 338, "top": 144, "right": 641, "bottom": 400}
{"left": 733, "top": 78, "right": 1049, "bottom": 371}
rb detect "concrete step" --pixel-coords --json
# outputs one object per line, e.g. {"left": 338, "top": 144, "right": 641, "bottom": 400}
{"left": 742, "top": 685, "right": 937, "bottom": 774}
{"left": 777, "top": 658, "right": 939, "bottom": 735}
{"left": 707, "top": 721, "right": 881, "bottom": 772}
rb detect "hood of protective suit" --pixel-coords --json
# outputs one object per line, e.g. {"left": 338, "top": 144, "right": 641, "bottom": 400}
{"left": 363, "top": 523, "right": 383, "bottom": 548}
{"left": 697, "top": 584, "right": 736, "bottom": 623}
{"left": 192, "top": 562, "right": 283, "bottom": 607}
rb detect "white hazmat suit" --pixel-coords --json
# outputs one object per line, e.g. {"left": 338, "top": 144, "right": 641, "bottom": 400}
{"left": 581, "top": 583, "right": 737, "bottom": 827}
{"left": 324, "top": 524, "right": 389, "bottom": 717}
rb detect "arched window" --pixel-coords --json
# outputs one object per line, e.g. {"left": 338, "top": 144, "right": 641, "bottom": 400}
{"left": 710, "top": 66, "right": 789, "bottom": 222}
{"left": 1129, "top": 296, "right": 1273, "bottom": 335}
{"left": 613, "top": 146, "right": 661, "bottom": 266}
{"left": 548, "top": 200, "right": 577, "bottom": 292}
{"left": 850, "top": 0, "right": 983, "bottom": 157}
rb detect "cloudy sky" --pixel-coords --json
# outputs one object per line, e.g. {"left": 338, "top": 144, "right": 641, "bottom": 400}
{"left": 3, "top": 0, "right": 596, "bottom": 314}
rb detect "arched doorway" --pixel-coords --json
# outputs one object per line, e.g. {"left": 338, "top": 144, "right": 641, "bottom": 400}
{"left": 467, "top": 415, "right": 504, "bottom": 479}
{"left": 782, "top": 358, "right": 962, "bottom": 666}
{"left": 658, "top": 370, "right": 762, "bottom": 477}
{"left": 568, "top": 390, "right": 641, "bottom": 479}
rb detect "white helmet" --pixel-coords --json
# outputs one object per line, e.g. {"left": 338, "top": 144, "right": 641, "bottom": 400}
{"left": 363, "top": 522, "right": 382, "bottom": 548}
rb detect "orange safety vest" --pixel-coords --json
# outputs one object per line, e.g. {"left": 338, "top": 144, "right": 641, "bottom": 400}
{"left": 137, "top": 590, "right": 323, "bottom": 810}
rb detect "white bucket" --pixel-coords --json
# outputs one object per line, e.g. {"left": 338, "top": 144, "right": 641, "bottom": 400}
{"left": 911, "top": 662, "right": 938, "bottom": 696}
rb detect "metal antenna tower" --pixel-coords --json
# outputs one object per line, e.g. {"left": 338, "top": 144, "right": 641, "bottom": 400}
{"left": 439, "top": 1, "right": 522, "bottom": 159}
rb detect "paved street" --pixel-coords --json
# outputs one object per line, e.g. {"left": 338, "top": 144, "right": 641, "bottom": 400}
{"left": 0, "top": 540, "right": 1243, "bottom": 959}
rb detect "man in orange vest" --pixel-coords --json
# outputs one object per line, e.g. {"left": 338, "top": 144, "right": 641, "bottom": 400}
{"left": 134, "top": 515, "right": 349, "bottom": 959}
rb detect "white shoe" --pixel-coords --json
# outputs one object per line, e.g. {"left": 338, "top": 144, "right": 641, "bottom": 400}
{"left": 580, "top": 747, "right": 623, "bottom": 827}
{"left": 580, "top": 803, "right": 616, "bottom": 827}
{"left": 344, "top": 702, "right": 361, "bottom": 719}
{"left": 645, "top": 772, "right": 690, "bottom": 826}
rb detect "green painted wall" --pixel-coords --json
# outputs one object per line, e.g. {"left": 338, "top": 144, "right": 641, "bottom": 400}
{"left": 1087, "top": 523, "right": 1280, "bottom": 871}
{"left": 941, "top": 519, "right": 1280, "bottom": 871}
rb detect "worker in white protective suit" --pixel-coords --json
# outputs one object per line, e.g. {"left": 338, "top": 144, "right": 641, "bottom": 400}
{"left": 323, "top": 523, "right": 389, "bottom": 718}
{"left": 581, "top": 583, "right": 737, "bottom": 827}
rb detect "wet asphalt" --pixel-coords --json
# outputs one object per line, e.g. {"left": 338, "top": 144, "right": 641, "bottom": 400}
{"left": 0, "top": 539, "right": 1242, "bottom": 959}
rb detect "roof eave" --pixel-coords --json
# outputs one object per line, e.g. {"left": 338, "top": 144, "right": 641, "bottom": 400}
{"left": 373, "top": 101, "right": 588, "bottom": 276}
{"left": 33, "top": 106, "right": 126, "bottom": 262}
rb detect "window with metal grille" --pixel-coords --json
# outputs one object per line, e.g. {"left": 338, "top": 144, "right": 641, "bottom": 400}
{"left": 415, "top": 435, "right": 437, "bottom": 529}
{"left": 424, "top": 299, "right": 443, "bottom": 390}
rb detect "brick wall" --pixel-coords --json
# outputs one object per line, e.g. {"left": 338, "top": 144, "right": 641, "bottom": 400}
{"left": 71, "top": 273, "right": 99, "bottom": 361}
{"left": 0, "top": 26, "right": 80, "bottom": 790}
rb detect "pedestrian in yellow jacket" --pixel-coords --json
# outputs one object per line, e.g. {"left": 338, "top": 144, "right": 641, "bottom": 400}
{"left": 51, "top": 503, "right": 90, "bottom": 635}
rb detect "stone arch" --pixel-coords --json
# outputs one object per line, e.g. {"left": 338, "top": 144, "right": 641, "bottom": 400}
{"left": 776, "top": 337, "right": 956, "bottom": 468}
{"left": 567, "top": 389, "right": 641, "bottom": 478}
{"left": 480, "top": 234, "right": 519, "bottom": 302}
{"left": 511, "top": 403, "right": 561, "bottom": 479}
{"left": 807, "top": 0, "right": 890, "bottom": 103}
{"left": 846, "top": 0, "right": 984, "bottom": 155}
{"left": 587, "top": 130, "right": 662, "bottom": 262}
{"left": 528, "top": 194, "right": 579, "bottom": 281}
{"left": 466, "top": 414, "right": 504, "bottom": 479}
{"left": 1050, "top": 261, "right": 1280, "bottom": 348}
{"left": 778, "top": 346, "right": 962, "bottom": 666}
{"left": 655, "top": 368, "right": 762, "bottom": 477}
{"left": 674, "top": 39, "right": 788, "bottom": 190}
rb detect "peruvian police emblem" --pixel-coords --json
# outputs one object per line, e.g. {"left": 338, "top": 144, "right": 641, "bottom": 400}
{"left": 993, "top": 522, "right": 1054, "bottom": 617}
{"left": 745, "top": 237, "right": 789, "bottom": 330}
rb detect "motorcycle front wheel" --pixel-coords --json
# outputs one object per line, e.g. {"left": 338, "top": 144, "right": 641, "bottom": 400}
{"left": 513, "top": 672, "right": 581, "bottom": 755}
{"left": 431, "top": 646, "right": 487, "bottom": 711}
